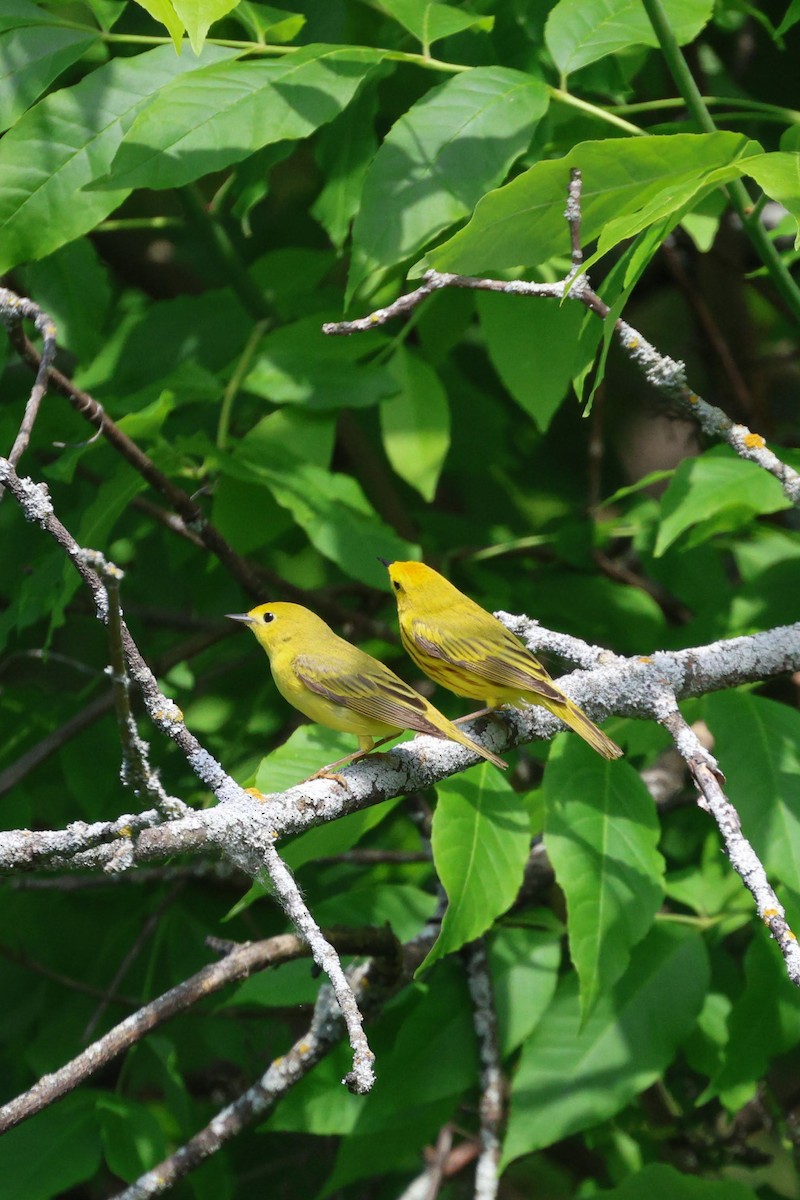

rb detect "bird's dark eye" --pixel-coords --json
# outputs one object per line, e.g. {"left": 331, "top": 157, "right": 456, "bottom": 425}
{"left": 263, "top": 611, "right": 275, "bottom": 624}
{"left": 393, "top": 580, "right": 402, "bottom": 592}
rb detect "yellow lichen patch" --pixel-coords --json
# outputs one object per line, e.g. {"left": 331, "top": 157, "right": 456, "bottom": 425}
{"left": 297, "top": 1042, "right": 311, "bottom": 1054}
{"left": 244, "top": 786, "right": 267, "bottom": 801}
{"left": 638, "top": 656, "right": 653, "bottom": 663}
{"left": 687, "top": 393, "right": 699, "bottom": 405}
{"left": 118, "top": 826, "right": 133, "bottom": 839}
{"left": 743, "top": 432, "right": 766, "bottom": 449}
{"left": 763, "top": 908, "right": 779, "bottom": 919}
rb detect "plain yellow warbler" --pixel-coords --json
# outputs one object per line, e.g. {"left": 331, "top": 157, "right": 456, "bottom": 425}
{"left": 227, "top": 602, "right": 506, "bottom": 771}
{"left": 384, "top": 561, "right": 622, "bottom": 761}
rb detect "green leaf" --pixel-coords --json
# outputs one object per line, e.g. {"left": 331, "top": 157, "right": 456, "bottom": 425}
{"left": 0, "top": 1093, "right": 102, "bottom": 1200}
{"left": 654, "top": 451, "right": 792, "bottom": 556}
{"left": 743, "top": 151, "right": 800, "bottom": 248}
{"left": 596, "top": 1163, "right": 758, "bottom": 1200}
{"left": 97, "top": 1094, "right": 167, "bottom": 1182}
{"left": 543, "top": 739, "right": 665, "bottom": 1018}
{"left": 133, "top": 0, "right": 185, "bottom": 50}
{"left": 348, "top": 66, "right": 549, "bottom": 300}
{"left": 0, "top": 43, "right": 238, "bottom": 273}
{"left": 312, "top": 82, "right": 379, "bottom": 251}
{"left": 705, "top": 692, "right": 800, "bottom": 887}
{"left": 243, "top": 314, "right": 398, "bottom": 410}
{"left": 25, "top": 240, "right": 112, "bottom": 361}
{"left": 503, "top": 924, "right": 709, "bottom": 1165}
{"left": 420, "top": 762, "right": 532, "bottom": 971}
{"left": 234, "top": 3, "right": 306, "bottom": 43}
{"left": 704, "top": 922, "right": 800, "bottom": 1101}
{"left": 380, "top": 347, "right": 451, "bottom": 501}
{"left": 0, "top": 1, "right": 63, "bottom": 32}
{"left": 545, "top": 0, "right": 714, "bottom": 79}
{"left": 220, "top": 450, "right": 419, "bottom": 586}
{"left": 172, "top": 0, "right": 241, "bottom": 53}
{"left": 97, "top": 45, "right": 384, "bottom": 191}
{"left": 0, "top": 27, "right": 98, "bottom": 133}
{"left": 488, "top": 926, "right": 562, "bottom": 1056}
{"left": 381, "top": 0, "right": 494, "bottom": 49}
{"left": 427, "top": 133, "right": 752, "bottom": 278}
{"left": 478, "top": 290, "right": 587, "bottom": 432}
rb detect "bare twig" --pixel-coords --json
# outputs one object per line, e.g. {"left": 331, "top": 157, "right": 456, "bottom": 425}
{"left": 0, "top": 289, "right": 57, "bottom": 496}
{"left": 323, "top": 172, "right": 800, "bottom": 507}
{"left": 658, "top": 701, "right": 800, "bottom": 987}
{"left": 113, "top": 942, "right": 406, "bottom": 1200}
{"left": 0, "top": 926, "right": 397, "bottom": 1135}
{"left": 464, "top": 939, "right": 503, "bottom": 1200}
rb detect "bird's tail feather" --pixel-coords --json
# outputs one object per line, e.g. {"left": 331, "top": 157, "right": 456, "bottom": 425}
{"left": 553, "top": 699, "right": 622, "bottom": 760}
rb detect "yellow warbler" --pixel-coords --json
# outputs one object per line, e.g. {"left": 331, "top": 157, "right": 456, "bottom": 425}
{"left": 384, "top": 561, "right": 622, "bottom": 761}
{"left": 227, "top": 602, "right": 506, "bottom": 771}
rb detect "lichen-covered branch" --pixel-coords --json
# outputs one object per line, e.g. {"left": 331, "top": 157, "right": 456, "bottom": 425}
{"left": 658, "top": 703, "right": 800, "bottom": 986}
{"left": 323, "top": 172, "right": 800, "bottom": 508}
{"left": 0, "top": 288, "right": 57, "bottom": 497}
{"left": 0, "top": 926, "right": 397, "bottom": 1134}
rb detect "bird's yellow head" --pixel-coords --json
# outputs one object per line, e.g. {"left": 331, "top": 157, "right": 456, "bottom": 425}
{"left": 227, "top": 601, "right": 327, "bottom": 657}
{"left": 385, "top": 561, "right": 456, "bottom": 616}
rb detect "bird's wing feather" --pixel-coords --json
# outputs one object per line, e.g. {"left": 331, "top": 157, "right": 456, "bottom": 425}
{"left": 293, "top": 655, "right": 443, "bottom": 736}
{"left": 410, "top": 616, "right": 566, "bottom": 704}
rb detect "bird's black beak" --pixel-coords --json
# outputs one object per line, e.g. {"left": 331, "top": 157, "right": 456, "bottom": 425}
{"left": 226, "top": 612, "right": 256, "bottom": 625}
{"left": 377, "top": 557, "right": 391, "bottom": 568}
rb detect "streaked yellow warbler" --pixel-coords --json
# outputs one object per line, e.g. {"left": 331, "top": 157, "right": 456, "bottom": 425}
{"left": 384, "top": 561, "right": 622, "bottom": 761}
{"left": 227, "top": 602, "right": 506, "bottom": 771}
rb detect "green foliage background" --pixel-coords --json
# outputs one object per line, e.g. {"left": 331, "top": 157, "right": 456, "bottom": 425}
{"left": 1, "top": 0, "right": 800, "bottom": 1196}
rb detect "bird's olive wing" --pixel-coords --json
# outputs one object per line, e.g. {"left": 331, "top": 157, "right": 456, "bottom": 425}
{"left": 410, "top": 617, "right": 566, "bottom": 704}
{"left": 293, "top": 656, "right": 443, "bottom": 736}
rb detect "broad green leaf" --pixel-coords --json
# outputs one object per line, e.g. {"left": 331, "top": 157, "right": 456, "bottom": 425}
{"left": 267, "top": 1047, "right": 365, "bottom": 1133}
{"left": 0, "top": 43, "right": 238, "bottom": 273}
{"left": 776, "top": 0, "right": 800, "bottom": 37}
{"left": 351, "top": 965, "right": 478, "bottom": 1130}
{"left": 25, "top": 240, "right": 112, "bottom": 361}
{"left": 0, "top": 27, "right": 98, "bottom": 133}
{"left": 0, "top": 1, "right": 61, "bottom": 31}
{"left": 478, "top": 290, "right": 587, "bottom": 431}
{"left": 380, "top": 347, "right": 451, "bottom": 501}
{"left": 234, "top": 3, "right": 306, "bottom": 43}
{"left": 172, "top": 0, "right": 241, "bottom": 53}
{"left": 220, "top": 451, "right": 419, "bottom": 585}
{"left": 97, "top": 45, "right": 384, "bottom": 191}
{"left": 596, "top": 1163, "right": 757, "bottom": 1200}
{"left": 503, "top": 925, "right": 708, "bottom": 1165}
{"left": 420, "top": 762, "right": 531, "bottom": 971}
{"left": 132, "top": 0, "right": 186, "bottom": 51}
{"left": 312, "top": 83, "right": 379, "bottom": 251}
{"left": 543, "top": 738, "right": 665, "bottom": 1018}
{"left": 489, "top": 926, "right": 562, "bottom": 1056}
{"left": 348, "top": 66, "right": 549, "bottom": 300}
{"left": 97, "top": 1094, "right": 167, "bottom": 1182}
{"left": 589, "top": 150, "right": 761, "bottom": 268}
{"left": 381, "top": 0, "right": 493, "bottom": 49}
{"left": 546, "top": 0, "right": 714, "bottom": 79}
{"left": 243, "top": 314, "right": 398, "bottom": 409}
{"left": 427, "top": 133, "right": 751, "bottom": 278}
{"left": 743, "top": 151, "right": 800, "bottom": 247}
{"left": 705, "top": 692, "right": 800, "bottom": 887}
{"left": 0, "top": 1092, "right": 102, "bottom": 1200}
{"left": 654, "top": 452, "right": 792, "bottom": 556}
{"left": 703, "top": 923, "right": 800, "bottom": 1101}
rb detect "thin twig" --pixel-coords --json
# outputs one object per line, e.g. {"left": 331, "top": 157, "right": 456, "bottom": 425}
{"left": 658, "top": 700, "right": 800, "bottom": 986}
{"left": 464, "top": 939, "right": 503, "bottom": 1200}
{"left": 0, "top": 926, "right": 397, "bottom": 1135}
{"left": 323, "top": 174, "right": 800, "bottom": 508}
{"left": 0, "top": 289, "right": 57, "bottom": 497}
